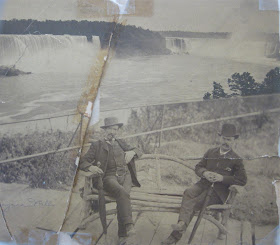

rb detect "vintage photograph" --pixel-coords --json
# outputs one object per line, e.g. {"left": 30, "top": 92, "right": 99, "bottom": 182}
{"left": 0, "top": 0, "right": 279, "bottom": 244}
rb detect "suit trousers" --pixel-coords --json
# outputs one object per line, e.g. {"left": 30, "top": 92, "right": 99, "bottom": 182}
{"left": 171, "top": 184, "right": 222, "bottom": 241}
{"left": 103, "top": 172, "right": 133, "bottom": 237}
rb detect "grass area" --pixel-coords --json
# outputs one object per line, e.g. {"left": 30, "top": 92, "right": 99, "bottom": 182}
{"left": 0, "top": 130, "right": 77, "bottom": 189}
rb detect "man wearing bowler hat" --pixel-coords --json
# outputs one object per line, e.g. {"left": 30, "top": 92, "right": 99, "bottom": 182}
{"left": 79, "top": 117, "right": 142, "bottom": 244}
{"left": 162, "top": 123, "right": 247, "bottom": 245}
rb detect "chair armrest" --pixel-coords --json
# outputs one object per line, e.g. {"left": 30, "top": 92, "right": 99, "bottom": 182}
{"left": 85, "top": 194, "right": 116, "bottom": 202}
{"left": 229, "top": 185, "right": 238, "bottom": 193}
{"left": 207, "top": 204, "right": 232, "bottom": 210}
{"left": 229, "top": 185, "right": 245, "bottom": 194}
{"left": 79, "top": 170, "right": 96, "bottom": 178}
{"left": 90, "top": 187, "right": 112, "bottom": 197}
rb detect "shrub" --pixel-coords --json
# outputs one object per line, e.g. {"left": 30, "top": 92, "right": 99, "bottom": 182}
{"left": 212, "top": 81, "right": 228, "bottom": 99}
{"left": 227, "top": 72, "right": 260, "bottom": 96}
{"left": 203, "top": 67, "right": 280, "bottom": 100}
{"left": 0, "top": 130, "right": 77, "bottom": 189}
{"left": 260, "top": 67, "right": 280, "bottom": 94}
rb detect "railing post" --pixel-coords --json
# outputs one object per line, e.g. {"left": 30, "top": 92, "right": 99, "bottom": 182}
{"left": 155, "top": 105, "right": 165, "bottom": 190}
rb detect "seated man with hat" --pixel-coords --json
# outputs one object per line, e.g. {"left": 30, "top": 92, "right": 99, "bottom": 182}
{"left": 162, "top": 123, "right": 247, "bottom": 245}
{"left": 79, "top": 117, "right": 143, "bottom": 244}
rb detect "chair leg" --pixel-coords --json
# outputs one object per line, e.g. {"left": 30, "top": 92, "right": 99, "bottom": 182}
{"left": 217, "top": 231, "right": 226, "bottom": 240}
{"left": 217, "top": 209, "right": 230, "bottom": 240}
{"left": 79, "top": 200, "right": 91, "bottom": 229}
{"left": 213, "top": 211, "right": 221, "bottom": 221}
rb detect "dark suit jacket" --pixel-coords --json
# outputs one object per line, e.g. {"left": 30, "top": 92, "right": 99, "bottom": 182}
{"left": 79, "top": 138, "right": 143, "bottom": 187}
{"left": 195, "top": 147, "right": 247, "bottom": 203}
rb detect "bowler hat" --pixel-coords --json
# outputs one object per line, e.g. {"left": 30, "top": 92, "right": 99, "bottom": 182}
{"left": 100, "top": 117, "right": 123, "bottom": 129}
{"left": 218, "top": 124, "right": 239, "bottom": 139}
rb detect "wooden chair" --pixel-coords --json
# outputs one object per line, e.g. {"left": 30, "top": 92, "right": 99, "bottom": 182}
{"left": 78, "top": 154, "right": 239, "bottom": 240}
{"left": 205, "top": 185, "right": 238, "bottom": 239}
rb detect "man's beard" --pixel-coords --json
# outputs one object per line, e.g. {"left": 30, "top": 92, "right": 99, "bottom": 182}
{"left": 106, "top": 133, "right": 115, "bottom": 140}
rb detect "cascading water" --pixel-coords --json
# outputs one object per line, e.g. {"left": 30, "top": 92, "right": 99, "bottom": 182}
{"left": 0, "top": 34, "right": 101, "bottom": 73}
{"left": 165, "top": 37, "right": 190, "bottom": 54}
{"left": 165, "top": 35, "right": 279, "bottom": 60}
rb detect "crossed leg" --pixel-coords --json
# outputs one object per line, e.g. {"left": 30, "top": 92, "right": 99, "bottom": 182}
{"left": 163, "top": 184, "right": 222, "bottom": 244}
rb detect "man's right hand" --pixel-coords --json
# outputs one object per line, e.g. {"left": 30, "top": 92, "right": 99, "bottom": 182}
{"left": 88, "top": 165, "right": 104, "bottom": 176}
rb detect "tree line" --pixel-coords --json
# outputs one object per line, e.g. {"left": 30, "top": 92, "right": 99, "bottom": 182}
{"left": 203, "top": 67, "right": 280, "bottom": 100}
{"left": 160, "top": 31, "right": 230, "bottom": 39}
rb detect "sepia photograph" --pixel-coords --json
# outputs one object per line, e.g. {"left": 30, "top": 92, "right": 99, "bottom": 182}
{"left": 0, "top": 0, "right": 279, "bottom": 244}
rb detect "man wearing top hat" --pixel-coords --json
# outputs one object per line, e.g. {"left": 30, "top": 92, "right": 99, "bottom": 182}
{"left": 162, "top": 123, "right": 247, "bottom": 245}
{"left": 79, "top": 117, "right": 143, "bottom": 243}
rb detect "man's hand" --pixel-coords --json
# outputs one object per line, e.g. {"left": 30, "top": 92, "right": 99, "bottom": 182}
{"left": 125, "top": 151, "right": 136, "bottom": 164}
{"left": 203, "top": 171, "right": 223, "bottom": 183}
{"left": 88, "top": 165, "right": 103, "bottom": 176}
{"left": 203, "top": 171, "right": 215, "bottom": 182}
{"left": 212, "top": 173, "right": 223, "bottom": 182}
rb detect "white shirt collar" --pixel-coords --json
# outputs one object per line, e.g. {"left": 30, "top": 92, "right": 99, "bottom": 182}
{"left": 105, "top": 138, "right": 115, "bottom": 145}
{"left": 220, "top": 147, "right": 231, "bottom": 156}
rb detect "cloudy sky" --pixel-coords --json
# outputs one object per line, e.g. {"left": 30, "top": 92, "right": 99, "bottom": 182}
{"left": 0, "top": 0, "right": 278, "bottom": 33}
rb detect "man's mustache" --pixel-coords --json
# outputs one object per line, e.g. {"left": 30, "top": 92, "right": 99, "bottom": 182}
{"left": 107, "top": 133, "right": 116, "bottom": 138}
{"left": 222, "top": 143, "right": 230, "bottom": 148}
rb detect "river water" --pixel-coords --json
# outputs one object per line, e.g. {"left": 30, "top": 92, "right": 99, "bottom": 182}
{"left": 0, "top": 34, "right": 278, "bottom": 125}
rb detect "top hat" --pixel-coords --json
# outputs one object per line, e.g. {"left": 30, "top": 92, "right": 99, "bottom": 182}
{"left": 100, "top": 117, "right": 123, "bottom": 129}
{"left": 218, "top": 124, "right": 239, "bottom": 139}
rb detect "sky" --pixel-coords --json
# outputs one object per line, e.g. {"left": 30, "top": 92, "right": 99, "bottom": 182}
{"left": 0, "top": 0, "right": 278, "bottom": 33}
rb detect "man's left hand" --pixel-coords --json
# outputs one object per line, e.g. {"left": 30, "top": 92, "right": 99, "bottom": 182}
{"left": 125, "top": 151, "right": 136, "bottom": 164}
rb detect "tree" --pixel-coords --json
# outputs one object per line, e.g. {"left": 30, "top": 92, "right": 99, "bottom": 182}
{"left": 203, "top": 92, "right": 211, "bottom": 100}
{"left": 260, "top": 67, "right": 280, "bottom": 94}
{"left": 227, "top": 72, "right": 260, "bottom": 96}
{"left": 212, "top": 82, "right": 227, "bottom": 99}
{"left": 202, "top": 68, "right": 280, "bottom": 100}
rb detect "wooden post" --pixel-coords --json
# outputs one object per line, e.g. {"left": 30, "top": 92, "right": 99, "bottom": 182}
{"left": 218, "top": 187, "right": 238, "bottom": 240}
{"left": 79, "top": 113, "right": 84, "bottom": 145}
{"left": 251, "top": 223, "right": 256, "bottom": 245}
{"left": 155, "top": 155, "right": 162, "bottom": 190}
{"left": 155, "top": 105, "right": 165, "bottom": 190}
{"left": 240, "top": 221, "right": 252, "bottom": 245}
{"left": 158, "top": 104, "right": 165, "bottom": 148}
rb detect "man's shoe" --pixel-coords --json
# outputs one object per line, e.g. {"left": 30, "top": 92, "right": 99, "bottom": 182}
{"left": 118, "top": 236, "right": 127, "bottom": 245}
{"left": 125, "top": 235, "right": 137, "bottom": 245}
{"left": 126, "top": 224, "right": 136, "bottom": 236}
{"left": 171, "top": 222, "right": 185, "bottom": 232}
{"left": 161, "top": 235, "right": 178, "bottom": 245}
{"left": 78, "top": 223, "right": 86, "bottom": 230}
